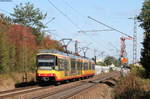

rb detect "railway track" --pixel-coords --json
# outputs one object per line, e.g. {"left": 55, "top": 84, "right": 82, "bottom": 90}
{"left": 0, "top": 85, "right": 54, "bottom": 98}
{"left": 32, "top": 72, "right": 118, "bottom": 99}
{"left": 0, "top": 72, "right": 120, "bottom": 99}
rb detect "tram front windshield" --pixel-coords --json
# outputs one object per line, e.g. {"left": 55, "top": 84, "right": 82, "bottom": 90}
{"left": 37, "top": 55, "right": 56, "bottom": 68}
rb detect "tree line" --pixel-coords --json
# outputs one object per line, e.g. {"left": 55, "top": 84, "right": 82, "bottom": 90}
{"left": 0, "top": 2, "right": 64, "bottom": 74}
{"left": 138, "top": 0, "right": 150, "bottom": 78}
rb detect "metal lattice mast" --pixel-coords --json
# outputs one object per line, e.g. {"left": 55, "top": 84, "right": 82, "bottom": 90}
{"left": 133, "top": 16, "right": 137, "bottom": 64}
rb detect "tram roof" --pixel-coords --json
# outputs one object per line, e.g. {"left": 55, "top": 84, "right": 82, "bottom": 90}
{"left": 38, "top": 49, "right": 92, "bottom": 60}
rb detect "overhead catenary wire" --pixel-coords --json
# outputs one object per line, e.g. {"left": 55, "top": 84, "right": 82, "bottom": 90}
{"left": 88, "top": 16, "right": 133, "bottom": 38}
{"left": 47, "top": 0, "right": 81, "bottom": 30}
{"left": 45, "top": 17, "right": 55, "bottom": 25}
{"left": 79, "top": 31, "right": 112, "bottom": 56}
{"left": 77, "top": 29, "right": 113, "bottom": 56}
{"left": 61, "top": 0, "right": 88, "bottom": 33}
{"left": 63, "top": 3, "right": 112, "bottom": 54}
{"left": 47, "top": 0, "right": 115, "bottom": 57}
{"left": 77, "top": 29, "right": 113, "bottom": 54}
{"left": 61, "top": 1, "right": 123, "bottom": 53}
{"left": 63, "top": 3, "right": 117, "bottom": 52}
{"left": 78, "top": 29, "right": 113, "bottom": 33}
{"left": 60, "top": 0, "right": 112, "bottom": 53}
{"left": 62, "top": 0, "right": 85, "bottom": 18}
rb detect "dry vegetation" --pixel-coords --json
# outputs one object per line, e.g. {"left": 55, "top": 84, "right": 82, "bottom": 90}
{"left": 69, "top": 84, "right": 113, "bottom": 99}
{"left": 0, "top": 74, "right": 15, "bottom": 91}
{"left": 0, "top": 72, "right": 36, "bottom": 91}
{"left": 114, "top": 68, "right": 150, "bottom": 99}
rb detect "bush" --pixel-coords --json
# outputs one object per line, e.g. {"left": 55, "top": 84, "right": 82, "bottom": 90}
{"left": 131, "top": 66, "right": 145, "bottom": 77}
{"left": 114, "top": 73, "right": 150, "bottom": 99}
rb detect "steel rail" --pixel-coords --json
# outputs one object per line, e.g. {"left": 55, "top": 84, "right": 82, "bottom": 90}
{"left": 0, "top": 72, "right": 119, "bottom": 99}
{"left": 31, "top": 72, "right": 118, "bottom": 99}
{"left": 0, "top": 86, "right": 53, "bottom": 98}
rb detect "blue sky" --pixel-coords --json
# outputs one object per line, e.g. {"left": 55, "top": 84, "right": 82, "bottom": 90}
{"left": 0, "top": 0, "right": 144, "bottom": 63}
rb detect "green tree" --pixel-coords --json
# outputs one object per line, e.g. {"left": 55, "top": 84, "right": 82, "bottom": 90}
{"left": 0, "top": 14, "right": 12, "bottom": 24}
{"left": 138, "top": 0, "right": 150, "bottom": 78}
{"left": 104, "top": 56, "right": 120, "bottom": 66}
{"left": 0, "top": 18, "right": 10, "bottom": 73}
{"left": 0, "top": 32, "right": 9, "bottom": 73}
{"left": 8, "top": 44, "right": 16, "bottom": 72}
{"left": 10, "top": 2, "right": 47, "bottom": 43}
{"left": 97, "top": 61, "right": 106, "bottom": 66}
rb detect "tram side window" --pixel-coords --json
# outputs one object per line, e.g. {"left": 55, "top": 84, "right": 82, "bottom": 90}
{"left": 80, "top": 62, "right": 82, "bottom": 70}
{"left": 89, "top": 62, "right": 92, "bottom": 70}
{"left": 84, "top": 63, "right": 88, "bottom": 70}
{"left": 80, "top": 62, "right": 83, "bottom": 70}
{"left": 82, "top": 62, "right": 84, "bottom": 70}
{"left": 83, "top": 63, "right": 85, "bottom": 70}
{"left": 77, "top": 61, "right": 80, "bottom": 70}
{"left": 65, "top": 60, "right": 68, "bottom": 66}
{"left": 71, "top": 59, "right": 76, "bottom": 73}
{"left": 64, "top": 59, "right": 69, "bottom": 71}
{"left": 57, "top": 58, "right": 60, "bottom": 70}
{"left": 92, "top": 64, "right": 95, "bottom": 70}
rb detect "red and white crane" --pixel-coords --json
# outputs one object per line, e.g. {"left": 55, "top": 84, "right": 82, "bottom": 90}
{"left": 87, "top": 16, "right": 133, "bottom": 66}
{"left": 120, "top": 37, "right": 132, "bottom": 65}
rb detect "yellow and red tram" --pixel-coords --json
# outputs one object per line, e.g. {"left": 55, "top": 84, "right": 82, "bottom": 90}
{"left": 36, "top": 50, "right": 95, "bottom": 84}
